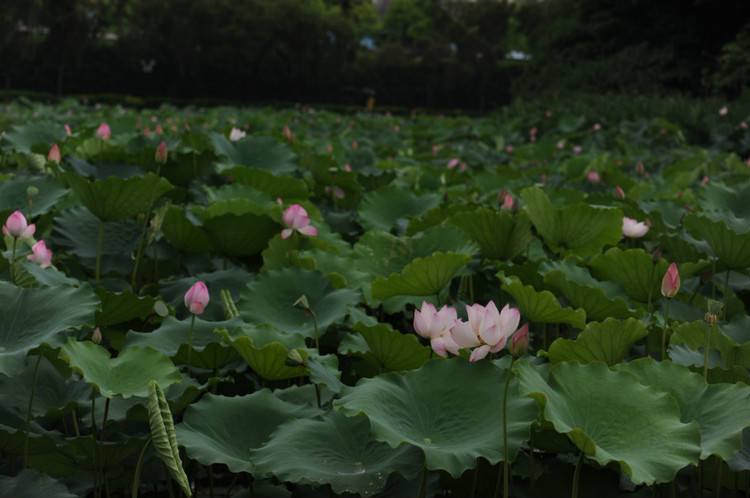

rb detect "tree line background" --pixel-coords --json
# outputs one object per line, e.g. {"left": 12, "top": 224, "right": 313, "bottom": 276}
{"left": 2, "top": 0, "right": 750, "bottom": 111}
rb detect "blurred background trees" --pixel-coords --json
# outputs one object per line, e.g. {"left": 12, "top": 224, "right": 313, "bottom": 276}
{"left": 1, "top": 0, "right": 749, "bottom": 110}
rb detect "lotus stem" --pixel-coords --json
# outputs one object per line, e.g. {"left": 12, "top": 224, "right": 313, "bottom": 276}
{"left": 10, "top": 237, "right": 17, "bottom": 285}
{"left": 187, "top": 313, "right": 196, "bottom": 376}
{"left": 131, "top": 166, "right": 161, "bottom": 292}
{"left": 72, "top": 408, "right": 81, "bottom": 437}
{"left": 95, "top": 220, "right": 104, "bottom": 283}
{"left": 23, "top": 345, "right": 45, "bottom": 469}
{"left": 495, "top": 356, "right": 517, "bottom": 498}
{"left": 714, "top": 457, "right": 723, "bottom": 498}
{"left": 131, "top": 438, "right": 152, "bottom": 498}
{"left": 661, "top": 298, "right": 672, "bottom": 360}
{"left": 418, "top": 467, "right": 427, "bottom": 498}
{"left": 571, "top": 451, "right": 585, "bottom": 498}
{"left": 310, "top": 307, "right": 320, "bottom": 352}
{"left": 722, "top": 269, "right": 730, "bottom": 320}
{"left": 703, "top": 321, "right": 711, "bottom": 380}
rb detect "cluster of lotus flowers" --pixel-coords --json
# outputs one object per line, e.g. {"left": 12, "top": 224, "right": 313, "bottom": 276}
{"left": 2, "top": 211, "right": 53, "bottom": 268}
{"left": 414, "top": 300, "right": 529, "bottom": 361}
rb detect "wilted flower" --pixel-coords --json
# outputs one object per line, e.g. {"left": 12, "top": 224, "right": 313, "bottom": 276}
{"left": 622, "top": 217, "right": 649, "bottom": 238}
{"left": 414, "top": 301, "right": 460, "bottom": 357}
{"left": 48, "top": 144, "right": 61, "bottom": 164}
{"left": 281, "top": 204, "right": 318, "bottom": 239}
{"left": 155, "top": 141, "right": 168, "bottom": 164}
{"left": 184, "top": 281, "right": 209, "bottom": 315}
{"left": 661, "top": 262, "right": 680, "bottom": 298}
{"left": 228, "top": 127, "right": 246, "bottom": 141}
{"left": 451, "top": 301, "right": 521, "bottom": 362}
{"left": 3, "top": 211, "right": 35, "bottom": 239}
{"left": 96, "top": 122, "right": 111, "bottom": 140}
{"left": 27, "top": 240, "right": 53, "bottom": 268}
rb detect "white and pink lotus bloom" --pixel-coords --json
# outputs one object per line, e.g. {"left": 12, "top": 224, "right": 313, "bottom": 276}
{"left": 3, "top": 211, "right": 35, "bottom": 239}
{"left": 228, "top": 127, "right": 246, "bottom": 142}
{"left": 413, "top": 301, "right": 461, "bottom": 358}
{"left": 184, "top": 281, "right": 209, "bottom": 315}
{"left": 96, "top": 122, "right": 111, "bottom": 140}
{"left": 281, "top": 204, "right": 318, "bottom": 239}
{"left": 27, "top": 240, "right": 53, "bottom": 268}
{"left": 622, "top": 216, "right": 649, "bottom": 238}
{"left": 451, "top": 301, "right": 522, "bottom": 361}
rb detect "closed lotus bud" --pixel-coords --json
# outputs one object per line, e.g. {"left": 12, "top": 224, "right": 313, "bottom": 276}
{"left": 615, "top": 185, "right": 625, "bottom": 200}
{"left": 92, "top": 327, "right": 102, "bottom": 344}
{"left": 48, "top": 144, "right": 61, "bottom": 164}
{"left": 184, "top": 281, "right": 209, "bottom": 315}
{"left": 96, "top": 122, "right": 111, "bottom": 140}
{"left": 660, "top": 263, "right": 680, "bottom": 298}
{"left": 652, "top": 248, "right": 661, "bottom": 264}
{"left": 509, "top": 323, "right": 530, "bottom": 357}
{"left": 155, "top": 140, "right": 168, "bottom": 164}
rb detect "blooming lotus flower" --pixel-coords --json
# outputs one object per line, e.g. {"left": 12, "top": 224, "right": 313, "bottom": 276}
{"left": 414, "top": 301, "right": 460, "bottom": 357}
{"left": 48, "top": 144, "right": 61, "bottom": 164}
{"left": 451, "top": 301, "right": 521, "bottom": 361}
{"left": 155, "top": 140, "right": 168, "bottom": 164}
{"left": 228, "top": 127, "right": 246, "bottom": 141}
{"left": 593, "top": 123, "right": 601, "bottom": 131}
{"left": 96, "top": 122, "right": 111, "bottom": 140}
{"left": 556, "top": 140, "right": 565, "bottom": 149}
{"left": 509, "top": 323, "right": 529, "bottom": 357}
{"left": 719, "top": 106, "right": 728, "bottom": 116}
{"left": 3, "top": 211, "right": 35, "bottom": 239}
{"left": 661, "top": 263, "right": 680, "bottom": 298}
{"left": 587, "top": 170, "right": 600, "bottom": 183}
{"left": 184, "top": 281, "right": 209, "bottom": 314}
{"left": 573, "top": 146, "right": 582, "bottom": 154}
{"left": 622, "top": 217, "right": 649, "bottom": 238}
{"left": 27, "top": 240, "right": 53, "bottom": 268}
{"left": 447, "top": 158, "right": 460, "bottom": 169}
{"left": 281, "top": 204, "right": 318, "bottom": 239}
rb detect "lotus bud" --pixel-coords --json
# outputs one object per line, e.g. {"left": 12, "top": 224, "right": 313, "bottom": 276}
{"left": 651, "top": 248, "right": 661, "bottom": 264}
{"left": 660, "top": 263, "right": 680, "bottom": 298}
{"left": 48, "top": 144, "right": 61, "bottom": 164}
{"left": 92, "top": 327, "right": 102, "bottom": 344}
{"left": 27, "top": 240, "right": 53, "bottom": 268}
{"left": 2, "top": 210, "right": 35, "bottom": 239}
{"left": 184, "top": 281, "right": 209, "bottom": 315}
{"left": 615, "top": 186, "right": 625, "bottom": 200}
{"left": 96, "top": 122, "right": 111, "bottom": 140}
{"left": 509, "top": 323, "right": 530, "bottom": 357}
{"left": 155, "top": 140, "right": 168, "bottom": 164}
{"left": 285, "top": 349, "right": 305, "bottom": 367}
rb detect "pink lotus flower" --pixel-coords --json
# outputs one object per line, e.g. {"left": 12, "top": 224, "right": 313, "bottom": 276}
{"left": 587, "top": 170, "right": 600, "bottom": 183}
{"left": 3, "top": 211, "right": 35, "bottom": 239}
{"left": 184, "top": 281, "right": 209, "bottom": 315}
{"left": 447, "top": 158, "right": 460, "bottom": 169}
{"left": 64, "top": 124, "right": 72, "bottom": 136}
{"left": 352, "top": 140, "right": 358, "bottom": 150}
{"left": 615, "top": 186, "right": 625, "bottom": 200}
{"left": 281, "top": 204, "right": 318, "bottom": 239}
{"left": 48, "top": 144, "right": 61, "bottom": 164}
{"left": 557, "top": 140, "right": 565, "bottom": 149}
{"left": 501, "top": 194, "right": 515, "bottom": 211}
{"left": 228, "top": 127, "right": 246, "bottom": 141}
{"left": 414, "top": 301, "right": 460, "bottom": 357}
{"left": 661, "top": 263, "right": 680, "bottom": 298}
{"left": 27, "top": 240, "right": 53, "bottom": 268}
{"left": 282, "top": 125, "right": 295, "bottom": 143}
{"left": 451, "top": 301, "right": 521, "bottom": 361}
{"left": 719, "top": 106, "right": 728, "bottom": 116}
{"left": 573, "top": 146, "right": 582, "bottom": 154}
{"left": 509, "top": 323, "right": 529, "bottom": 357}
{"left": 155, "top": 141, "right": 168, "bottom": 164}
{"left": 325, "top": 185, "right": 345, "bottom": 199}
{"left": 96, "top": 122, "right": 111, "bottom": 140}
{"left": 622, "top": 217, "right": 649, "bottom": 238}
{"left": 593, "top": 123, "right": 601, "bottom": 131}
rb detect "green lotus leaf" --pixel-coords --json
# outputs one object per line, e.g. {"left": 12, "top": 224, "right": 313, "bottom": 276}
{"left": 191, "top": 201, "right": 279, "bottom": 257}
{"left": 158, "top": 268, "right": 254, "bottom": 321}
{"left": 211, "top": 134, "right": 298, "bottom": 174}
{"left": 517, "top": 360, "right": 701, "bottom": 484}
{"left": 521, "top": 186, "right": 623, "bottom": 257}
{"left": 0, "top": 175, "right": 68, "bottom": 217}
{"left": 670, "top": 320, "right": 750, "bottom": 370}
{"left": 204, "top": 183, "right": 274, "bottom": 207}
{"left": 305, "top": 354, "right": 345, "bottom": 394}
{"left": 615, "top": 358, "right": 750, "bottom": 459}
{"left": 0, "top": 469, "right": 76, "bottom": 498}
{"left": 588, "top": 248, "right": 669, "bottom": 304}
{"left": 684, "top": 213, "right": 750, "bottom": 269}
{"left": 371, "top": 252, "right": 471, "bottom": 301}
{"left": 61, "top": 172, "right": 173, "bottom": 221}
{"left": 237, "top": 267, "right": 360, "bottom": 338}
{"left": 0, "top": 282, "right": 98, "bottom": 377}
{"left": 543, "top": 318, "right": 648, "bottom": 366}
{"left": 148, "top": 381, "right": 192, "bottom": 497}
{"left": 727, "top": 428, "right": 750, "bottom": 472}
{"left": 94, "top": 287, "right": 159, "bottom": 327}
{"left": 499, "top": 276, "right": 587, "bottom": 329}
{"left": 250, "top": 411, "right": 423, "bottom": 497}
{"left": 61, "top": 436, "right": 147, "bottom": 471}
{"left": 217, "top": 325, "right": 308, "bottom": 381}
{"left": 449, "top": 208, "right": 535, "bottom": 261}
{"left": 335, "top": 359, "right": 539, "bottom": 478}
{"left": 338, "top": 322, "right": 432, "bottom": 376}
{"left": 59, "top": 339, "right": 181, "bottom": 398}
{"left": 543, "top": 269, "right": 634, "bottom": 321}
{"left": 0, "top": 121, "right": 67, "bottom": 154}
{"left": 223, "top": 166, "right": 309, "bottom": 200}
{"left": 698, "top": 179, "right": 750, "bottom": 222}
{"left": 358, "top": 186, "right": 442, "bottom": 234}
{"left": 176, "top": 390, "right": 318, "bottom": 473}
{"left": 160, "top": 206, "right": 214, "bottom": 254}
{"left": 52, "top": 207, "right": 141, "bottom": 261}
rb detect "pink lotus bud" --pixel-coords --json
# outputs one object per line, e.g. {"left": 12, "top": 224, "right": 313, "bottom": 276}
{"left": 447, "top": 158, "right": 460, "bottom": 169}
{"left": 96, "top": 122, "right": 111, "bottom": 140}
{"left": 557, "top": 140, "right": 565, "bottom": 149}
{"left": 92, "top": 327, "right": 102, "bottom": 344}
{"left": 622, "top": 217, "right": 649, "bottom": 238}
{"left": 351, "top": 140, "right": 358, "bottom": 150}
{"left": 615, "top": 186, "right": 625, "bottom": 200}
{"left": 659, "top": 128, "right": 667, "bottom": 135}
{"left": 326, "top": 144, "right": 333, "bottom": 154}
{"left": 3, "top": 211, "right": 35, "bottom": 239}
{"left": 228, "top": 127, "right": 246, "bottom": 142}
{"left": 143, "top": 127, "right": 152, "bottom": 137}
{"left": 27, "top": 240, "right": 53, "bottom": 268}
{"left": 636, "top": 161, "right": 645, "bottom": 175}
{"left": 282, "top": 125, "right": 295, "bottom": 143}
{"left": 155, "top": 124, "right": 163, "bottom": 135}
{"left": 661, "top": 263, "right": 680, "bottom": 298}
{"left": 573, "top": 145, "right": 582, "bottom": 154}
{"left": 501, "top": 194, "right": 514, "bottom": 211}
{"left": 281, "top": 204, "right": 318, "bottom": 239}
{"left": 432, "top": 145, "right": 439, "bottom": 156}
{"left": 593, "top": 123, "right": 601, "bottom": 131}
{"left": 742, "top": 122, "right": 748, "bottom": 129}
{"left": 509, "top": 323, "right": 529, "bottom": 357}
{"left": 529, "top": 127, "right": 537, "bottom": 136}
{"left": 184, "top": 281, "right": 209, "bottom": 315}
{"left": 155, "top": 141, "right": 168, "bottom": 164}
{"left": 344, "top": 164, "right": 352, "bottom": 172}
{"left": 545, "top": 110, "right": 552, "bottom": 118}
{"left": 700, "top": 176, "right": 709, "bottom": 187}
{"left": 394, "top": 125, "right": 400, "bottom": 132}
{"left": 48, "top": 144, "right": 61, "bottom": 164}
{"left": 587, "top": 171, "right": 600, "bottom": 183}
{"left": 506, "top": 145, "right": 513, "bottom": 153}
{"left": 64, "top": 124, "right": 72, "bottom": 136}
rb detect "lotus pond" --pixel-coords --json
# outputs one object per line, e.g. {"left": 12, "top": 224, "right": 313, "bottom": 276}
{"left": 1, "top": 98, "right": 750, "bottom": 497}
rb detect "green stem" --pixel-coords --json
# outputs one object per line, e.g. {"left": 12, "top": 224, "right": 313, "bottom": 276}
{"left": 187, "top": 313, "right": 196, "bottom": 376}
{"left": 571, "top": 451, "right": 585, "bottom": 498}
{"left": 130, "top": 165, "right": 161, "bottom": 292}
{"left": 23, "top": 346, "right": 45, "bottom": 469}
{"left": 500, "top": 357, "right": 517, "bottom": 498}
{"left": 661, "top": 298, "right": 672, "bottom": 360}
{"left": 715, "top": 457, "right": 723, "bottom": 498}
{"left": 418, "top": 467, "right": 427, "bottom": 498}
{"left": 470, "top": 466, "right": 479, "bottom": 498}
{"left": 646, "top": 263, "right": 655, "bottom": 317}
{"left": 704, "top": 322, "right": 711, "bottom": 380}
{"left": 722, "top": 269, "right": 730, "bottom": 321}
{"left": 310, "top": 308, "right": 320, "bottom": 352}
{"left": 529, "top": 431, "right": 535, "bottom": 496}
{"left": 712, "top": 259, "right": 717, "bottom": 300}
{"left": 10, "top": 236, "right": 18, "bottom": 285}
{"left": 72, "top": 408, "right": 81, "bottom": 437}
{"left": 95, "top": 220, "right": 104, "bottom": 283}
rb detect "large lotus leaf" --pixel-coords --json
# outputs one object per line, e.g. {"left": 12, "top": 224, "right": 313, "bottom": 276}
{"left": 0, "top": 175, "right": 68, "bottom": 217}
{"left": 0, "top": 121, "right": 67, "bottom": 154}
{"left": 160, "top": 206, "right": 213, "bottom": 254}
{"left": 684, "top": 213, "right": 750, "bottom": 269}
{"left": 176, "top": 390, "right": 318, "bottom": 473}
{"left": 238, "top": 267, "right": 360, "bottom": 337}
{"left": 543, "top": 318, "right": 648, "bottom": 366}
{"left": 61, "top": 436, "right": 147, "bottom": 471}
{"left": 449, "top": 208, "right": 535, "bottom": 261}
{"left": 588, "top": 248, "right": 669, "bottom": 304}
{"left": 195, "top": 210, "right": 278, "bottom": 257}
{"left": 335, "top": 359, "right": 539, "bottom": 478}
{"left": 0, "top": 282, "right": 98, "bottom": 377}
{"left": 520, "top": 186, "right": 623, "bottom": 257}
{"left": 204, "top": 183, "right": 274, "bottom": 207}
{"left": 218, "top": 325, "right": 309, "bottom": 381}
{"left": 517, "top": 360, "right": 701, "bottom": 484}
{"left": 615, "top": 358, "right": 750, "bottom": 460}
{"left": 250, "top": 411, "right": 423, "bottom": 497}
{"left": 670, "top": 320, "right": 750, "bottom": 370}
{"left": 52, "top": 207, "right": 141, "bottom": 259}
{"left": 0, "top": 469, "right": 76, "bottom": 498}
{"left": 223, "top": 166, "right": 310, "bottom": 200}
{"left": 61, "top": 172, "right": 173, "bottom": 221}
{"left": 59, "top": 339, "right": 181, "bottom": 398}
{"left": 211, "top": 134, "right": 298, "bottom": 174}
{"left": 699, "top": 180, "right": 750, "bottom": 219}
{"left": 727, "top": 428, "right": 750, "bottom": 472}
{"left": 338, "top": 322, "right": 432, "bottom": 376}
{"left": 543, "top": 269, "right": 634, "bottom": 321}
{"left": 358, "top": 186, "right": 442, "bottom": 234}
{"left": 95, "top": 287, "right": 159, "bottom": 327}
{"left": 371, "top": 252, "right": 471, "bottom": 301}
{"left": 499, "top": 276, "right": 586, "bottom": 329}
{"left": 123, "top": 317, "right": 242, "bottom": 371}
